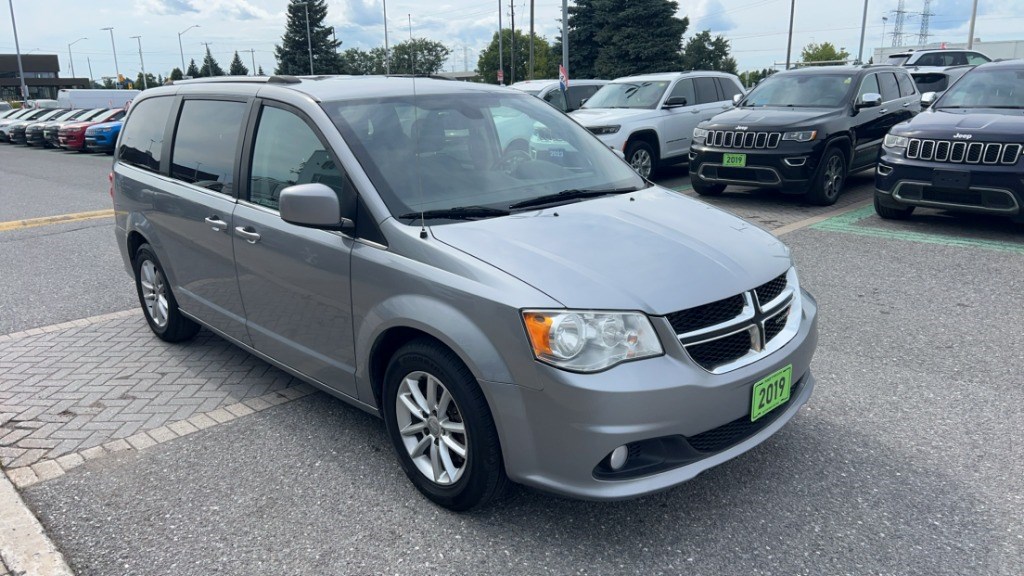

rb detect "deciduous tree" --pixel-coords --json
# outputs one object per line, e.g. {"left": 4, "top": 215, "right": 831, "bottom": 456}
{"left": 800, "top": 42, "right": 850, "bottom": 66}
{"left": 681, "top": 30, "right": 738, "bottom": 74}
{"left": 477, "top": 30, "right": 556, "bottom": 83}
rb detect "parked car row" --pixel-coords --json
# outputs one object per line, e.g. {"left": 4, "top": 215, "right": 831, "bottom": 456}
{"left": 0, "top": 106, "right": 125, "bottom": 153}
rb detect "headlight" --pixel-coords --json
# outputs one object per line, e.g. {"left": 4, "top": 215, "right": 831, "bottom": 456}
{"left": 589, "top": 125, "right": 620, "bottom": 135}
{"left": 883, "top": 134, "right": 908, "bottom": 149}
{"left": 782, "top": 130, "right": 818, "bottom": 142}
{"left": 97, "top": 127, "right": 112, "bottom": 133}
{"left": 693, "top": 127, "right": 709, "bottom": 142}
{"left": 522, "top": 310, "right": 663, "bottom": 372}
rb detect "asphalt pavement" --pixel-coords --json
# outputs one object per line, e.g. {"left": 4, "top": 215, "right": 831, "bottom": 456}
{"left": 2, "top": 144, "right": 1023, "bottom": 575}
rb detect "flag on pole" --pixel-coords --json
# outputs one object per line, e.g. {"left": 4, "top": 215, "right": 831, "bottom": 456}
{"left": 558, "top": 64, "right": 569, "bottom": 91}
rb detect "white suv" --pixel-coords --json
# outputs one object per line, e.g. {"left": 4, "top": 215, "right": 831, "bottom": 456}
{"left": 570, "top": 72, "right": 744, "bottom": 178}
{"left": 885, "top": 49, "right": 990, "bottom": 67}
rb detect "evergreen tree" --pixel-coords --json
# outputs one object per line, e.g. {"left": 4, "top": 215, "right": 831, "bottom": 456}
{"left": 680, "top": 30, "right": 738, "bottom": 74}
{"left": 551, "top": 0, "right": 611, "bottom": 79}
{"left": 275, "top": 0, "right": 342, "bottom": 75}
{"left": 257, "top": 65, "right": 265, "bottom": 76}
{"left": 229, "top": 51, "right": 250, "bottom": 76}
{"left": 133, "top": 72, "right": 159, "bottom": 90}
{"left": 594, "top": 0, "right": 688, "bottom": 78}
{"left": 478, "top": 30, "right": 555, "bottom": 83}
{"left": 186, "top": 59, "right": 200, "bottom": 78}
{"left": 200, "top": 47, "right": 225, "bottom": 77}
{"left": 169, "top": 67, "right": 184, "bottom": 81}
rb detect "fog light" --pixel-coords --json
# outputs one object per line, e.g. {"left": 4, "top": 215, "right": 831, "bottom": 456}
{"left": 609, "top": 445, "right": 629, "bottom": 470}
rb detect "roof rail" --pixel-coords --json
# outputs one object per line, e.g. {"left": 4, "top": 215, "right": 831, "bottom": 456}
{"left": 173, "top": 76, "right": 272, "bottom": 85}
{"left": 383, "top": 73, "right": 455, "bottom": 81}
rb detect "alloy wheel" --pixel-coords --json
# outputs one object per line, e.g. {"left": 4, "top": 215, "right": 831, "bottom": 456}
{"left": 823, "top": 154, "right": 844, "bottom": 198}
{"left": 631, "top": 149, "right": 652, "bottom": 179}
{"left": 139, "top": 259, "right": 169, "bottom": 329}
{"left": 395, "top": 371, "right": 469, "bottom": 485}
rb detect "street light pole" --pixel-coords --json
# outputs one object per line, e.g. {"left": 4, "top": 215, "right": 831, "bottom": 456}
{"left": 966, "top": 0, "right": 979, "bottom": 49}
{"left": 178, "top": 24, "right": 199, "bottom": 74}
{"left": 130, "top": 36, "right": 147, "bottom": 89}
{"left": 383, "top": 0, "right": 390, "bottom": 74}
{"left": 299, "top": 1, "right": 313, "bottom": 74}
{"left": 881, "top": 17, "right": 888, "bottom": 50}
{"left": 498, "top": 0, "right": 504, "bottom": 85}
{"left": 101, "top": 27, "right": 120, "bottom": 86}
{"left": 7, "top": 0, "right": 28, "bottom": 102}
{"left": 857, "top": 0, "right": 869, "bottom": 64}
{"left": 68, "top": 37, "right": 88, "bottom": 80}
{"left": 784, "top": 0, "right": 796, "bottom": 69}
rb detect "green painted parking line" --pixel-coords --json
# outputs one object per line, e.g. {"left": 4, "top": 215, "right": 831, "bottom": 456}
{"left": 669, "top": 184, "right": 693, "bottom": 192}
{"left": 811, "top": 206, "right": 1024, "bottom": 254}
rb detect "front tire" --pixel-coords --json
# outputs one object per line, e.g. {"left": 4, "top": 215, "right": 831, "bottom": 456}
{"left": 382, "top": 338, "right": 508, "bottom": 511}
{"left": 806, "top": 147, "right": 847, "bottom": 206}
{"left": 625, "top": 140, "right": 657, "bottom": 180}
{"left": 874, "top": 195, "right": 915, "bottom": 220}
{"left": 133, "top": 243, "right": 200, "bottom": 343}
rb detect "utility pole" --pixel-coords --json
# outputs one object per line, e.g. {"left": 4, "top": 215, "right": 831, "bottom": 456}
{"left": 7, "top": 0, "right": 28, "bottom": 102}
{"left": 529, "top": 0, "right": 535, "bottom": 80}
{"left": 857, "top": 0, "right": 868, "bottom": 64}
{"left": 891, "top": 0, "right": 908, "bottom": 47}
{"left": 408, "top": 14, "right": 413, "bottom": 73}
{"left": 498, "top": 0, "right": 504, "bottom": 85}
{"left": 383, "top": 0, "right": 390, "bottom": 74}
{"left": 68, "top": 37, "right": 87, "bottom": 80}
{"left": 302, "top": 2, "right": 313, "bottom": 74}
{"left": 130, "top": 36, "right": 147, "bottom": 89}
{"left": 87, "top": 57, "right": 94, "bottom": 85}
{"left": 561, "top": 0, "right": 568, "bottom": 82}
{"left": 509, "top": 0, "right": 516, "bottom": 84}
{"left": 246, "top": 49, "right": 257, "bottom": 75}
{"left": 967, "top": 0, "right": 979, "bottom": 49}
{"left": 784, "top": 0, "right": 795, "bottom": 69}
{"left": 101, "top": 27, "right": 121, "bottom": 86}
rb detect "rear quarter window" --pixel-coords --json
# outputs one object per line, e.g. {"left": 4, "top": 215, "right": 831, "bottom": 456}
{"left": 170, "top": 100, "right": 248, "bottom": 194}
{"left": 896, "top": 73, "right": 916, "bottom": 97}
{"left": 117, "top": 97, "right": 174, "bottom": 173}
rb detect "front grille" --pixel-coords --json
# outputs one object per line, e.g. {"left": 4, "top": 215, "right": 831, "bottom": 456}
{"left": 666, "top": 294, "right": 744, "bottom": 334}
{"left": 686, "top": 329, "right": 753, "bottom": 371}
{"left": 754, "top": 273, "right": 787, "bottom": 305}
{"left": 707, "top": 130, "right": 780, "bottom": 149}
{"left": 671, "top": 270, "right": 796, "bottom": 373}
{"left": 906, "top": 138, "right": 1021, "bottom": 165}
{"left": 686, "top": 376, "right": 803, "bottom": 452}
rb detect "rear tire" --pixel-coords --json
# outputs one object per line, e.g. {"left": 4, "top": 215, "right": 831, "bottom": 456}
{"left": 382, "top": 338, "right": 508, "bottom": 511}
{"left": 625, "top": 140, "right": 657, "bottom": 180}
{"left": 805, "top": 147, "right": 847, "bottom": 206}
{"left": 874, "top": 195, "right": 915, "bottom": 220}
{"left": 132, "top": 243, "right": 200, "bottom": 343}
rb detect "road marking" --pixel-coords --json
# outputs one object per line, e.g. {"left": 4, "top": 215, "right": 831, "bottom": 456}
{"left": 0, "top": 209, "right": 114, "bottom": 232}
{"left": 812, "top": 205, "right": 1024, "bottom": 254}
{"left": 772, "top": 200, "right": 872, "bottom": 237}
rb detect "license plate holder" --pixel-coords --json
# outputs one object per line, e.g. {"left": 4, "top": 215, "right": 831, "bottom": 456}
{"left": 750, "top": 364, "right": 793, "bottom": 422}
{"left": 932, "top": 169, "right": 971, "bottom": 190}
{"left": 722, "top": 153, "right": 747, "bottom": 167}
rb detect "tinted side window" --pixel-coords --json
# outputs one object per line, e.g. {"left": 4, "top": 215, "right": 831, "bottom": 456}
{"left": 543, "top": 89, "right": 567, "bottom": 112}
{"left": 896, "top": 72, "right": 916, "bottom": 97}
{"left": 694, "top": 77, "right": 720, "bottom": 104}
{"left": 118, "top": 97, "right": 173, "bottom": 173}
{"left": 249, "top": 106, "right": 347, "bottom": 211}
{"left": 878, "top": 72, "right": 900, "bottom": 101}
{"left": 858, "top": 73, "right": 880, "bottom": 97}
{"left": 566, "top": 85, "right": 600, "bottom": 111}
{"left": 669, "top": 79, "right": 695, "bottom": 105}
{"left": 716, "top": 77, "right": 744, "bottom": 100}
{"left": 914, "top": 54, "right": 942, "bottom": 66}
{"left": 967, "top": 53, "right": 990, "bottom": 64}
{"left": 170, "top": 100, "right": 247, "bottom": 194}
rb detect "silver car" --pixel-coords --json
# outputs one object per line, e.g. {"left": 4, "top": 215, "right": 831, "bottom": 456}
{"left": 112, "top": 76, "right": 818, "bottom": 511}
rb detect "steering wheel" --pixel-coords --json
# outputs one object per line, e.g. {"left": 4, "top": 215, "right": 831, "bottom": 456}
{"left": 498, "top": 141, "right": 532, "bottom": 176}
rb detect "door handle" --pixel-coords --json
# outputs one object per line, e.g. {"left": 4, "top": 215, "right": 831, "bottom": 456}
{"left": 234, "top": 226, "right": 261, "bottom": 244}
{"left": 204, "top": 216, "right": 227, "bottom": 232}
{"left": 902, "top": 102, "right": 911, "bottom": 107}
{"left": 879, "top": 108, "right": 888, "bottom": 113}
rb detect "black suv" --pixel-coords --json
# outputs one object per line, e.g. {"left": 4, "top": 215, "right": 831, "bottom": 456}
{"left": 690, "top": 65, "right": 920, "bottom": 205}
{"left": 875, "top": 60, "right": 1024, "bottom": 223}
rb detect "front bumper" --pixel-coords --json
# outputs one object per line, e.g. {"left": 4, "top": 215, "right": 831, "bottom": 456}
{"left": 689, "top": 140, "right": 825, "bottom": 194}
{"left": 59, "top": 132, "right": 86, "bottom": 150}
{"left": 481, "top": 290, "right": 819, "bottom": 500}
{"left": 876, "top": 150, "right": 1023, "bottom": 217}
{"left": 85, "top": 133, "right": 115, "bottom": 151}
{"left": 8, "top": 128, "right": 28, "bottom": 145}
{"left": 24, "top": 129, "right": 46, "bottom": 146}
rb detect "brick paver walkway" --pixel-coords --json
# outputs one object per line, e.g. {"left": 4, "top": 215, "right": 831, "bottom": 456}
{"left": 0, "top": 311, "right": 303, "bottom": 470}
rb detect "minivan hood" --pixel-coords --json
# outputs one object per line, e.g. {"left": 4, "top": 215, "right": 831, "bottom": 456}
{"left": 571, "top": 107, "right": 658, "bottom": 126}
{"left": 430, "top": 187, "right": 790, "bottom": 314}
{"left": 901, "top": 108, "right": 1024, "bottom": 138}
{"left": 706, "top": 107, "right": 840, "bottom": 129}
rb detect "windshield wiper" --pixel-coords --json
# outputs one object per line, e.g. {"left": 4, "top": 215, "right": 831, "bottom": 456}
{"left": 508, "top": 185, "right": 646, "bottom": 211}
{"left": 398, "top": 206, "right": 511, "bottom": 222}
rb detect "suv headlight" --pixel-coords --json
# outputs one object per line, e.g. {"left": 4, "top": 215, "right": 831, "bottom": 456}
{"left": 782, "top": 130, "right": 818, "bottom": 142}
{"left": 588, "top": 125, "right": 620, "bottom": 135}
{"left": 883, "top": 134, "right": 908, "bottom": 149}
{"left": 522, "top": 310, "right": 663, "bottom": 372}
{"left": 693, "top": 127, "right": 709, "bottom": 142}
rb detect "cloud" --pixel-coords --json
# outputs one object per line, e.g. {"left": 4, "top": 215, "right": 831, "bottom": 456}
{"left": 137, "top": 0, "right": 199, "bottom": 15}
{"left": 339, "top": 0, "right": 384, "bottom": 27}
{"left": 686, "top": 0, "right": 738, "bottom": 33}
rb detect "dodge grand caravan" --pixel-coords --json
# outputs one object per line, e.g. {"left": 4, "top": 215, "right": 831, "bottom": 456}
{"left": 112, "top": 76, "right": 819, "bottom": 510}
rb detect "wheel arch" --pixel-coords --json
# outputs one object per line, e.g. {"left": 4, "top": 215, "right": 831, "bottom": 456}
{"left": 626, "top": 129, "right": 661, "bottom": 158}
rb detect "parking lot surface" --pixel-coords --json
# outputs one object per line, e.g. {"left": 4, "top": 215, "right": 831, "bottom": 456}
{"left": 2, "top": 144, "right": 1022, "bottom": 575}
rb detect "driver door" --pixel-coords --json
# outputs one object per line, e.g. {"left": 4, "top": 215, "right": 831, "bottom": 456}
{"left": 660, "top": 78, "right": 697, "bottom": 159}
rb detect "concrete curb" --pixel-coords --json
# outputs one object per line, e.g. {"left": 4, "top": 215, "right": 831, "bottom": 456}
{"left": 0, "top": 309, "right": 138, "bottom": 342}
{"left": 0, "top": 471, "right": 73, "bottom": 576}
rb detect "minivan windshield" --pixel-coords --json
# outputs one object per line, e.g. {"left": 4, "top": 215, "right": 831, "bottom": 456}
{"left": 934, "top": 68, "right": 1024, "bottom": 109}
{"left": 325, "top": 92, "right": 644, "bottom": 221}
{"left": 741, "top": 73, "right": 855, "bottom": 108}
{"left": 582, "top": 81, "right": 671, "bottom": 110}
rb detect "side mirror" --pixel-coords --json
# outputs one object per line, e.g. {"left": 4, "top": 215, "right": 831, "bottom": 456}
{"left": 921, "top": 91, "right": 937, "bottom": 108}
{"left": 732, "top": 93, "right": 743, "bottom": 106}
{"left": 279, "top": 183, "right": 354, "bottom": 232}
{"left": 663, "top": 96, "right": 688, "bottom": 108}
{"left": 856, "top": 92, "right": 883, "bottom": 109}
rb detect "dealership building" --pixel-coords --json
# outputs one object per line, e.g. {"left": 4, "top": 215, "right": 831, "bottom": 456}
{"left": 1, "top": 54, "right": 89, "bottom": 101}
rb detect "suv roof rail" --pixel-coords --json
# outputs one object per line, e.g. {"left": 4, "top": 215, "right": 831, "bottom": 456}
{"left": 383, "top": 73, "right": 455, "bottom": 81}
{"left": 174, "top": 76, "right": 272, "bottom": 85}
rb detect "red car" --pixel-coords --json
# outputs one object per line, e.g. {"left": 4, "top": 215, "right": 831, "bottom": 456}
{"left": 58, "top": 108, "right": 126, "bottom": 151}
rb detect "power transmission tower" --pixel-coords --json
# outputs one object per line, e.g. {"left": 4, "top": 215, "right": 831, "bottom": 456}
{"left": 917, "top": 0, "right": 933, "bottom": 46}
{"left": 891, "top": 0, "right": 908, "bottom": 47}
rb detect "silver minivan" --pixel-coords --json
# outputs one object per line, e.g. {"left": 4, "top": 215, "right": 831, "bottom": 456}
{"left": 112, "top": 76, "right": 818, "bottom": 511}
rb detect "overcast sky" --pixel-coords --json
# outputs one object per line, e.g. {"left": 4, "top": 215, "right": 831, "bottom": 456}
{"left": 1, "top": 0, "right": 1019, "bottom": 81}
